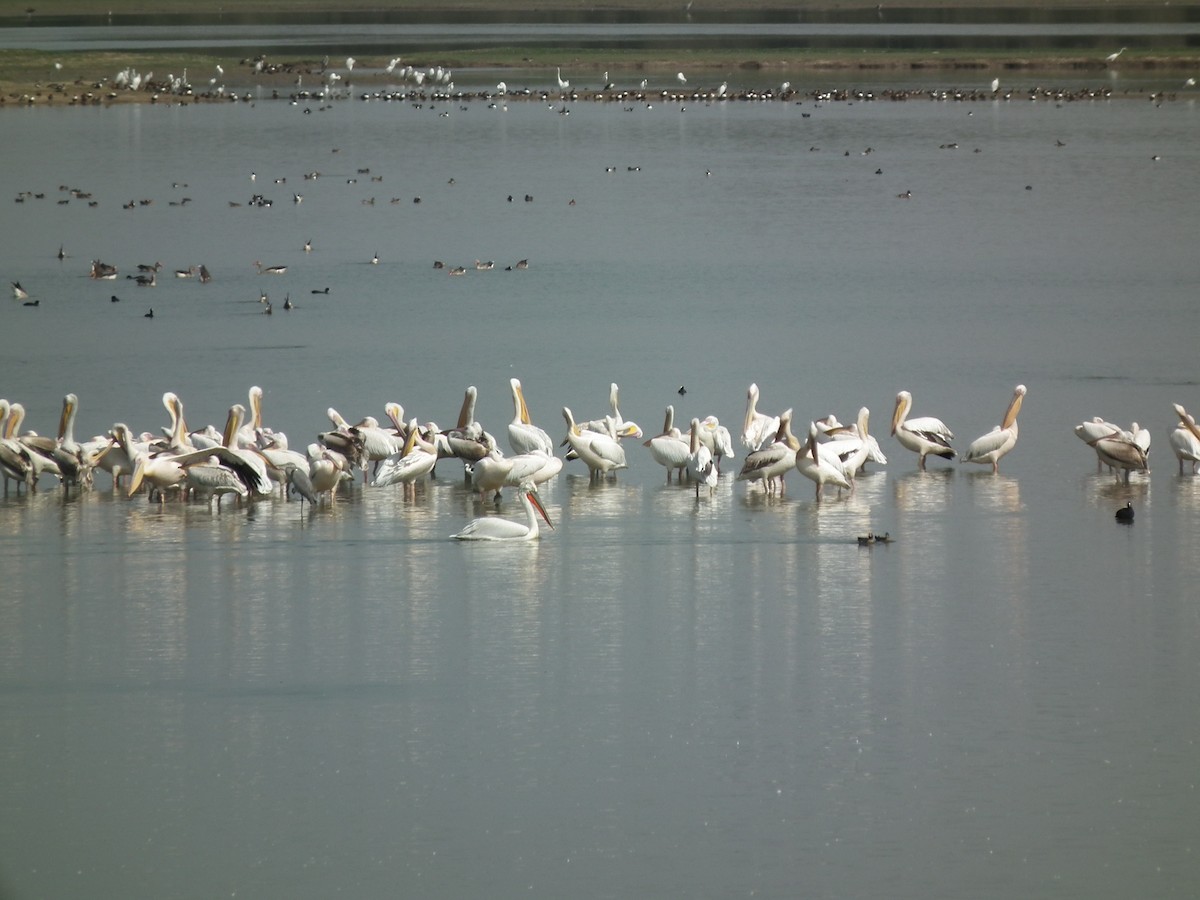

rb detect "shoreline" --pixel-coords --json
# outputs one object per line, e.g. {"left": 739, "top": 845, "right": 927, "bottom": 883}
{"left": 7, "top": 49, "right": 1200, "bottom": 108}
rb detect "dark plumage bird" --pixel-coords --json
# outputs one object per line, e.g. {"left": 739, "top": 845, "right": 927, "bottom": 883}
{"left": 144, "top": 308, "right": 154, "bottom": 318}
{"left": 1115, "top": 502, "right": 1134, "bottom": 523}
{"left": 110, "top": 294, "right": 120, "bottom": 302}
{"left": 678, "top": 385, "right": 687, "bottom": 396}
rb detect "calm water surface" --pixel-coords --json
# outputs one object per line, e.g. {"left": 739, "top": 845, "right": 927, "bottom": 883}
{"left": 2, "top": 85, "right": 1199, "bottom": 898}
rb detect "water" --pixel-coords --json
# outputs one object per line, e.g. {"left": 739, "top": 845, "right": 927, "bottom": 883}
{"left": 2, "top": 84, "right": 1200, "bottom": 899}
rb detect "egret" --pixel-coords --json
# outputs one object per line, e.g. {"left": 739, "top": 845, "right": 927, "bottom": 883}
{"left": 556, "top": 67, "right": 569, "bottom": 91}
{"left": 677, "top": 72, "right": 687, "bottom": 84}
{"left": 1105, "top": 47, "right": 1126, "bottom": 63}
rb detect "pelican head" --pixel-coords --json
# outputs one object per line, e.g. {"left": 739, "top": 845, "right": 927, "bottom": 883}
{"left": 891, "top": 391, "right": 913, "bottom": 435}
{"left": 1003, "top": 384, "right": 1028, "bottom": 429}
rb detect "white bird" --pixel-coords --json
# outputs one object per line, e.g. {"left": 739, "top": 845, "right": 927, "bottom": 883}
{"left": 644, "top": 405, "right": 690, "bottom": 482}
{"left": 1105, "top": 47, "right": 1127, "bottom": 63}
{"left": 1169, "top": 404, "right": 1200, "bottom": 475}
{"left": 796, "top": 422, "right": 852, "bottom": 501}
{"left": 581, "top": 383, "right": 642, "bottom": 439}
{"left": 562, "top": 407, "right": 627, "bottom": 480}
{"left": 991, "top": 77, "right": 1000, "bottom": 92}
{"left": 677, "top": 72, "right": 687, "bottom": 84}
{"left": 687, "top": 418, "right": 717, "bottom": 497}
{"left": 345, "top": 57, "right": 356, "bottom": 71}
{"left": 508, "top": 378, "right": 554, "bottom": 455}
{"left": 736, "top": 410, "right": 797, "bottom": 494}
{"left": 742, "top": 382, "right": 780, "bottom": 451}
{"left": 556, "top": 67, "right": 569, "bottom": 91}
{"left": 1090, "top": 434, "right": 1148, "bottom": 482}
{"left": 696, "top": 415, "right": 736, "bottom": 472}
{"left": 496, "top": 80, "right": 507, "bottom": 94}
{"left": 452, "top": 482, "right": 553, "bottom": 541}
{"left": 11, "top": 281, "right": 28, "bottom": 300}
{"left": 818, "top": 407, "right": 886, "bottom": 479}
{"left": 891, "top": 390, "right": 955, "bottom": 470}
{"left": 962, "top": 384, "right": 1027, "bottom": 474}
{"left": 373, "top": 420, "right": 438, "bottom": 493}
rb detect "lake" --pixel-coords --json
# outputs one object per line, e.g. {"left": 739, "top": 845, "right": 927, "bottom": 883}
{"left": 2, "top": 74, "right": 1199, "bottom": 899}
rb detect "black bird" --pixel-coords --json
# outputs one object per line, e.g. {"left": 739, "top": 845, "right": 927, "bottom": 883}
{"left": 144, "top": 308, "right": 154, "bottom": 318}
{"left": 22, "top": 299, "right": 39, "bottom": 306}
{"left": 1115, "top": 502, "right": 1134, "bottom": 523}
{"left": 110, "top": 294, "right": 120, "bottom": 302}
{"left": 311, "top": 287, "right": 329, "bottom": 294}
{"left": 677, "top": 385, "right": 687, "bottom": 396}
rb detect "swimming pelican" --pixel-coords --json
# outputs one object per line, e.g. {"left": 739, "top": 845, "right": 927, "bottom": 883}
{"left": 736, "top": 409, "right": 797, "bottom": 494}
{"left": 687, "top": 418, "right": 717, "bottom": 497}
{"left": 742, "top": 383, "right": 780, "bottom": 452}
{"left": 1169, "top": 403, "right": 1200, "bottom": 474}
{"left": 452, "top": 482, "right": 553, "bottom": 541}
{"left": 562, "top": 407, "right": 627, "bottom": 480}
{"left": 891, "top": 390, "right": 955, "bottom": 470}
{"left": 508, "top": 378, "right": 554, "bottom": 455}
{"left": 962, "top": 384, "right": 1026, "bottom": 474}
{"left": 644, "top": 405, "right": 690, "bottom": 482}
{"left": 796, "top": 421, "right": 853, "bottom": 501}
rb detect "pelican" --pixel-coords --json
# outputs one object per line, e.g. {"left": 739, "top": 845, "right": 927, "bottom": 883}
{"left": 1169, "top": 403, "right": 1200, "bottom": 474}
{"left": 11, "top": 281, "right": 28, "bottom": 300}
{"left": 818, "top": 407, "right": 886, "bottom": 479}
{"left": 644, "top": 405, "right": 690, "bottom": 482}
{"left": 891, "top": 390, "right": 955, "bottom": 470}
{"left": 962, "top": 385, "right": 1026, "bottom": 474}
{"left": 1088, "top": 433, "right": 1148, "bottom": 482}
{"left": 736, "top": 409, "right": 797, "bottom": 494}
{"left": 581, "top": 383, "right": 642, "bottom": 439}
{"left": 687, "top": 418, "right": 717, "bottom": 497}
{"left": 373, "top": 420, "right": 438, "bottom": 493}
{"left": 218, "top": 404, "right": 274, "bottom": 496}
{"left": 452, "top": 482, "right": 553, "bottom": 541}
{"left": 505, "top": 450, "right": 563, "bottom": 487}
{"left": 696, "top": 415, "right": 735, "bottom": 472}
{"left": 6, "top": 402, "right": 65, "bottom": 489}
{"left": 443, "top": 386, "right": 498, "bottom": 466}
{"left": 350, "top": 415, "right": 404, "bottom": 482}
{"left": 307, "top": 442, "right": 351, "bottom": 501}
{"left": 0, "top": 400, "right": 36, "bottom": 491}
{"left": 796, "top": 422, "right": 852, "bottom": 501}
{"left": 742, "top": 383, "right": 780, "bottom": 451}
{"left": 562, "top": 407, "right": 627, "bottom": 480}
{"left": 508, "top": 378, "right": 554, "bottom": 455}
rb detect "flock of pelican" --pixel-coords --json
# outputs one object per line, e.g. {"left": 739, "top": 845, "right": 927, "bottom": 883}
{"left": 4, "top": 379, "right": 1199, "bottom": 539}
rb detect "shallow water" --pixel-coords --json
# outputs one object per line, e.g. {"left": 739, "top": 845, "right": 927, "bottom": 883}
{"left": 2, "top": 87, "right": 1199, "bottom": 898}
